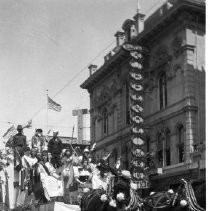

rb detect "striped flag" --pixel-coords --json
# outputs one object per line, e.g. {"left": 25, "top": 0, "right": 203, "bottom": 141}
{"left": 2, "top": 125, "right": 17, "bottom": 140}
{"left": 23, "top": 119, "right": 32, "bottom": 129}
{"left": 48, "top": 96, "right": 62, "bottom": 112}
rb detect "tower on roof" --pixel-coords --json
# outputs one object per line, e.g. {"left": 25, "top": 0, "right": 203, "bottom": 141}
{"left": 137, "top": 0, "right": 141, "bottom": 14}
{"left": 133, "top": 0, "right": 145, "bottom": 34}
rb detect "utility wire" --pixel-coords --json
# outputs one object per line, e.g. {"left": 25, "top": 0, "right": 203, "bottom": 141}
{"left": 30, "top": 40, "right": 115, "bottom": 120}
{"left": 29, "top": 0, "right": 166, "bottom": 121}
{"left": 3, "top": 0, "right": 167, "bottom": 126}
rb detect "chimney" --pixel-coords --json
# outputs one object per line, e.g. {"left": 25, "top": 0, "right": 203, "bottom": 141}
{"left": 122, "top": 19, "right": 137, "bottom": 42}
{"left": 114, "top": 31, "right": 125, "bottom": 47}
{"left": 133, "top": 0, "right": 145, "bottom": 34}
{"left": 88, "top": 64, "right": 97, "bottom": 76}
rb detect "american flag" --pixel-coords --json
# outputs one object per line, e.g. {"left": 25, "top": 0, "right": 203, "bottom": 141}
{"left": 2, "top": 125, "right": 17, "bottom": 140}
{"left": 48, "top": 96, "right": 62, "bottom": 112}
{"left": 23, "top": 119, "right": 32, "bottom": 129}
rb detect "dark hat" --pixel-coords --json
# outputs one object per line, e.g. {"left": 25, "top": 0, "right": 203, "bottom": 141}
{"left": 17, "top": 125, "right": 23, "bottom": 130}
{"left": 24, "top": 146, "right": 30, "bottom": 152}
{"left": 36, "top": 128, "right": 43, "bottom": 133}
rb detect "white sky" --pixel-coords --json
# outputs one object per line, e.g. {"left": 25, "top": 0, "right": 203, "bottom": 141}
{"left": 0, "top": 0, "right": 172, "bottom": 140}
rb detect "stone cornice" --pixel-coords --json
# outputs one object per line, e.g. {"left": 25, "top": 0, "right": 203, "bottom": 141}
{"left": 81, "top": 49, "right": 128, "bottom": 90}
{"left": 134, "top": 0, "right": 205, "bottom": 46}
{"left": 144, "top": 98, "right": 198, "bottom": 127}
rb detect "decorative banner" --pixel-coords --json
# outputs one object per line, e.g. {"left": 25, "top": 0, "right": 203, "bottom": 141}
{"left": 132, "top": 137, "right": 144, "bottom": 146}
{"left": 130, "top": 72, "right": 143, "bottom": 80}
{"left": 123, "top": 43, "right": 149, "bottom": 189}
{"left": 131, "top": 116, "right": 144, "bottom": 124}
{"left": 130, "top": 93, "right": 143, "bottom": 102}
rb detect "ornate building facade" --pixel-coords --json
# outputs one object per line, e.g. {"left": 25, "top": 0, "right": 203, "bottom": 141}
{"left": 81, "top": 0, "right": 205, "bottom": 190}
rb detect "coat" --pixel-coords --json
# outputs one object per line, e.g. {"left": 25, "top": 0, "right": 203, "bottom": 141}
{"left": 48, "top": 137, "right": 62, "bottom": 154}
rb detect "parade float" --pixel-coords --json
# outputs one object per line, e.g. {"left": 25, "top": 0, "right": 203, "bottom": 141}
{"left": 0, "top": 142, "right": 81, "bottom": 211}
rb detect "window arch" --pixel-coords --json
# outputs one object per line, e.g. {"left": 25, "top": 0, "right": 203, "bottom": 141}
{"left": 159, "top": 72, "right": 167, "bottom": 109}
{"left": 165, "top": 130, "right": 171, "bottom": 166}
{"left": 103, "top": 108, "right": 108, "bottom": 135}
{"left": 178, "top": 125, "right": 184, "bottom": 163}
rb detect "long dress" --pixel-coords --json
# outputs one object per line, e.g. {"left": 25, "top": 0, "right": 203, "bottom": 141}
{"left": 61, "top": 157, "right": 74, "bottom": 204}
{"left": 16, "top": 155, "right": 38, "bottom": 206}
{"left": 68, "top": 166, "right": 79, "bottom": 204}
{"left": 38, "top": 162, "right": 63, "bottom": 200}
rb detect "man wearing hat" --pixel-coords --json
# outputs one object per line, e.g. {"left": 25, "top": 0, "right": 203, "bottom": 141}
{"left": 12, "top": 125, "right": 27, "bottom": 161}
{"left": 48, "top": 131, "right": 62, "bottom": 168}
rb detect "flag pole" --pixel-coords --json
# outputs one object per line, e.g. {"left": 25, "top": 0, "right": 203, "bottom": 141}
{"left": 46, "top": 89, "right": 48, "bottom": 133}
{"left": 69, "top": 126, "right": 78, "bottom": 156}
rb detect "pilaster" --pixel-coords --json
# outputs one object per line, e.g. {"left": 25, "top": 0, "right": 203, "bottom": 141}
{"left": 183, "top": 31, "right": 197, "bottom": 163}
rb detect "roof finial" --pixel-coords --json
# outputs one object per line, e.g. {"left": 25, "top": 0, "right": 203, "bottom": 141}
{"left": 137, "top": 0, "right": 141, "bottom": 14}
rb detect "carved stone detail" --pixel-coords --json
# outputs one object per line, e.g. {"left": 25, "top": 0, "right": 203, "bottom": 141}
{"left": 171, "top": 36, "right": 184, "bottom": 58}
{"left": 110, "top": 79, "right": 121, "bottom": 96}
{"left": 151, "top": 45, "right": 170, "bottom": 67}
{"left": 173, "top": 64, "right": 184, "bottom": 74}
{"left": 92, "top": 86, "right": 111, "bottom": 108}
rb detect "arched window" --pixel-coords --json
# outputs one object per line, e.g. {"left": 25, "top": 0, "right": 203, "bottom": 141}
{"left": 159, "top": 72, "right": 167, "bottom": 109}
{"left": 165, "top": 130, "right": 171, "bottom": 166}
{"left": 103, "top": 108, "right": 108, "bottom": 135}
{"left": 157, "top": 133, "right": 163, "bottom": 167}
{"left": 178, "top": 125, "right": 184, "bottom": 163}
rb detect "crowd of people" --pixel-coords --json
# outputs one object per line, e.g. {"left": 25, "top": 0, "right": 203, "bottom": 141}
{"left": 1, "top": 124, "right": 115, "bottom": 207}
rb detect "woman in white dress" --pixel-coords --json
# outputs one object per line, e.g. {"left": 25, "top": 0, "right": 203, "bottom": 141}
{"left": 37, "top": 150, "right": 64, "bottom": 201}
{"left": 61, "top": 149, "right": 74, "bottom": 204}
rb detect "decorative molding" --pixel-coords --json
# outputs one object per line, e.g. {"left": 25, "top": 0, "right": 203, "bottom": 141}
{"left": 110, "top": 78, "right": 121, "bottom": 96}
{"left": 171, "top": 36, "right": 184, "bottom": 58}
{"left": 173, "top": 64, "right": 184, "bottom": 76}
{"left": 151, "top": 45, "right": 171, "bottom": 67}
{"left": 92, "top": 86, "right": 111, "bottom": 108}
